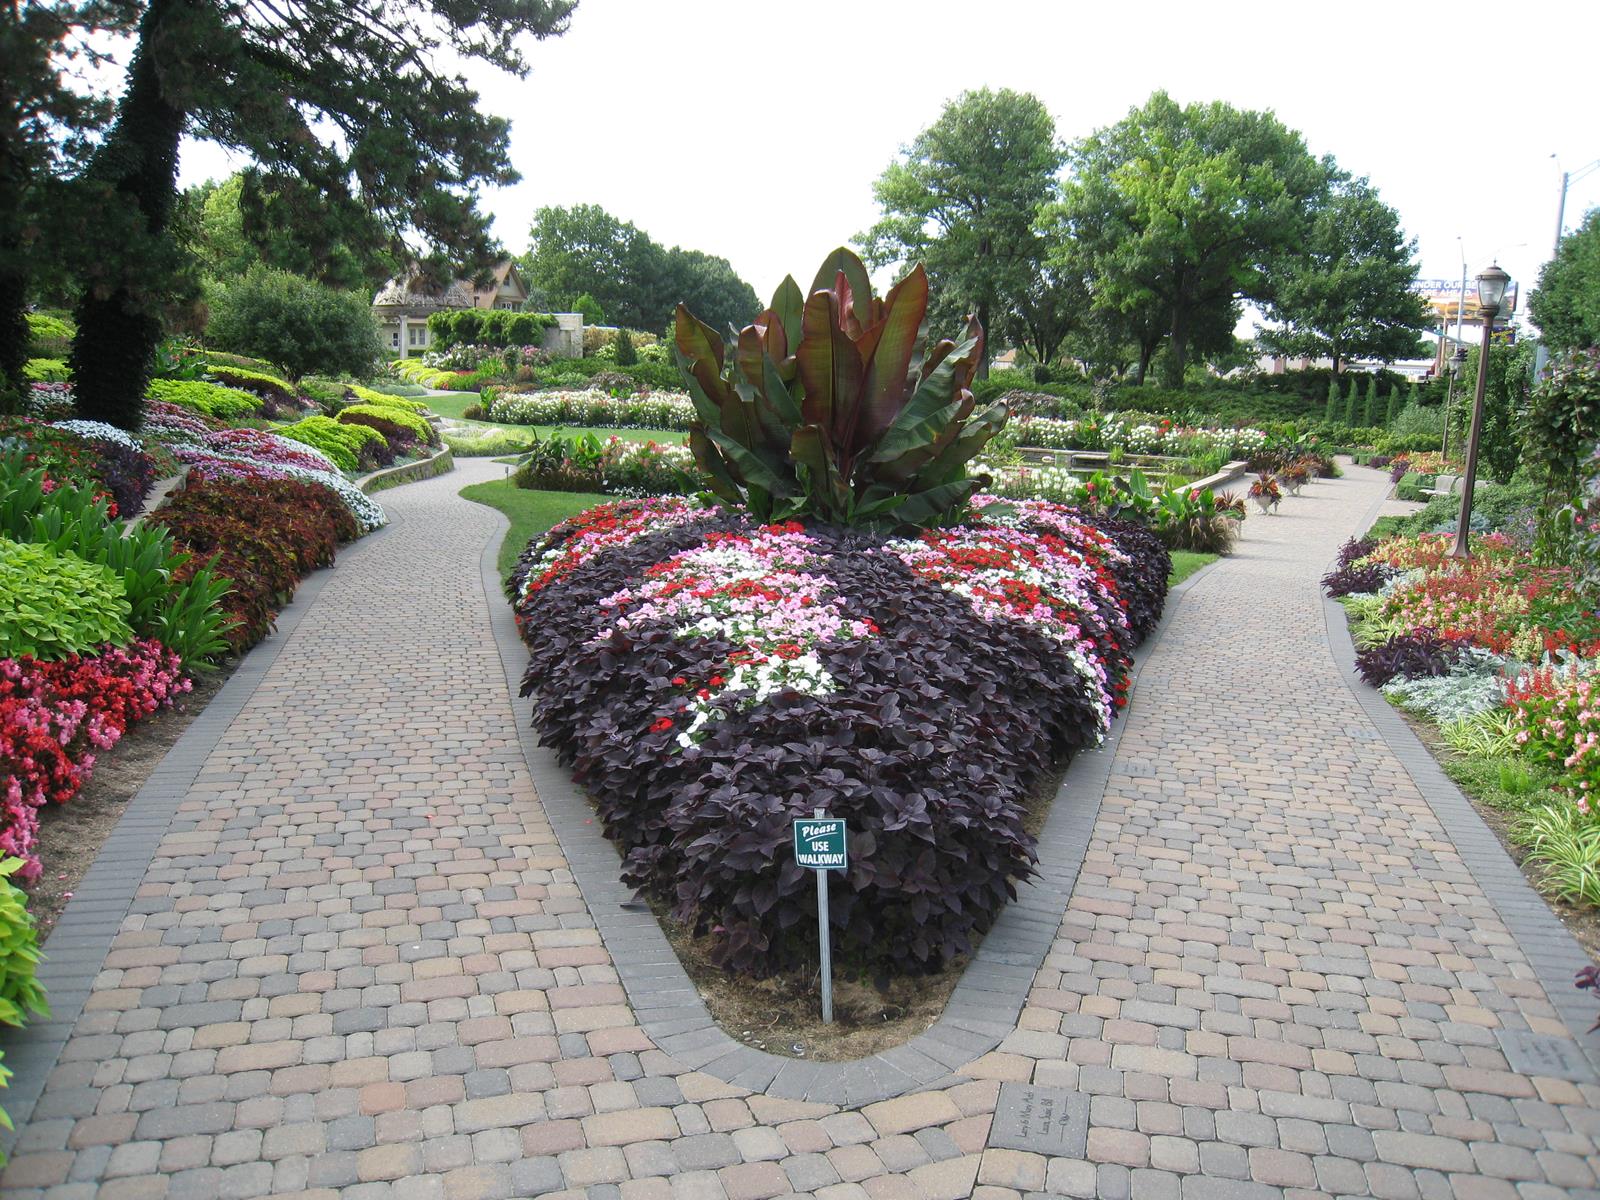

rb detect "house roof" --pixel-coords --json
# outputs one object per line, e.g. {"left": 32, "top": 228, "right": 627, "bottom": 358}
{"left": 372, "top": 260, "right": 525, "bottom": 314}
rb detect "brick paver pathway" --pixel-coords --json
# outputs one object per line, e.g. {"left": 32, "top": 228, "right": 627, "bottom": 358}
{"left": 6, "top": 460, "right": 1600, "bottom": 1200}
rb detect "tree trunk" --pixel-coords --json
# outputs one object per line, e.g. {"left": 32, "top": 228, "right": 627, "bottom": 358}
{"left": 1134, "top": 338, "right": 1156, "bottom": 386}
{"left": 0, "top": 263, "right": 27, "bottom": 411}
{"left": 69, "top": 0, "right": 188, "bottom": 431}
{"left": 0, "top": 64, "right": 30, "bottom": 407}
{"left": 1162, "top": 302, "right": 1189, "bottom": 390}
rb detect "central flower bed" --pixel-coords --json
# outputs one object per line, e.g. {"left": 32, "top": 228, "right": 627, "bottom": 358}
{"left": 511, "top": 495, "right": 1168, "bottom": 976}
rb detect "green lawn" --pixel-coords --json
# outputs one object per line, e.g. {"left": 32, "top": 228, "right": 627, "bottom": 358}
{"left": 460, "top": 478, "right": 610, "bottom": 578}
{"left": 414, "top": 389, "right": 481, "bottom": 419}
{"left": 1168, "top": 551, "right": 1219, "bottom": 586}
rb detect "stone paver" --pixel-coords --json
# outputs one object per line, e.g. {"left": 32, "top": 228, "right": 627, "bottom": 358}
{"left": 5, "top": 458, "right": 1600, "bottom": 1199}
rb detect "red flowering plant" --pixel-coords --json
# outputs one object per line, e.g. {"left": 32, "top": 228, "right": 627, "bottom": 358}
{"left": 0, "top": 418, "right": 124, "bottom": 516}
{"left": 0, "top": 641, "right": 190, "bottom": 878}
{"left": 1357, "top": 534, "right": 1600, "bottom": 660}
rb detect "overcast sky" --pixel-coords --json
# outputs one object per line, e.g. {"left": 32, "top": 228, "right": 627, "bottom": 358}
{"left": 178, "top": 0, "right": 1597, "bottom": 324}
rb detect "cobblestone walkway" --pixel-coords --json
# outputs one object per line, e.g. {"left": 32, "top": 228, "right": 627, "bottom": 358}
{"left": 5, "top": 461, "right": 1600, "bottom": 1200}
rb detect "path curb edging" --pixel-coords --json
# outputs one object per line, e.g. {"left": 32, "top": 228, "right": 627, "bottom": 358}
{"left": 358, "top": 444, "right": 455, "bottom": 494}
{"left": 1321, "top": 463, "right": 1600, "bottom": 1080}
{"left": 481, "top": 513, "right": 1219, "bottom": 1104}
{"left": 0, "top": 548, "right": 361, "bottom": 1156}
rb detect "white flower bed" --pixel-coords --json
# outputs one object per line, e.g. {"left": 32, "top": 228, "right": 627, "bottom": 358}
{"left": 486, "top": 388, "right": 694, "bottom": 431}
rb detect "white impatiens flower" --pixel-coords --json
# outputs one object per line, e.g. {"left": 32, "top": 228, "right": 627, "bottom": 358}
{"left": 51, "top": 419, "right": 143, "bottom": 451}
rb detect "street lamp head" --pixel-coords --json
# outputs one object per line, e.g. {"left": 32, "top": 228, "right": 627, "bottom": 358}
{"left": 1476, "top": 264, "right": 1511, "bottom": 317}
{"left": 1450, "top": 349, "right": 1468, "bottom": 376}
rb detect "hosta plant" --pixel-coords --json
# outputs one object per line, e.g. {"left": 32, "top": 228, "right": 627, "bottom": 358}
{"left": 674, "top": 248, "right": 1006, "bottom": 528}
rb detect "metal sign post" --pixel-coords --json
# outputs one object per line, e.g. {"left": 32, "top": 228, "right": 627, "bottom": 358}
{"left": 793, "top": 809, "right": 847, "bottom": 1024}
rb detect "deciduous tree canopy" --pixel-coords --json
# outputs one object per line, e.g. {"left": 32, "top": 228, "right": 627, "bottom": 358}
{"left": 521, "top": 204, "right": 758, "bottom": 334}
{"left": 858, "top": 87, "right": 1064, "bottom": 376}
{"left": 1257, "top": 176, "right": 1429, "bottom": 373}
{"left": 1047, "top": 91, "right": 1325, "bottom": 388}
{"left": 1531, "top": 209, "right": 1600, "bottom": 354}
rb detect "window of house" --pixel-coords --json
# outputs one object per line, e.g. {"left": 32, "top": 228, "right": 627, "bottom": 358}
{"left": 409, "top": 324, "right": 428, "bottom": 347}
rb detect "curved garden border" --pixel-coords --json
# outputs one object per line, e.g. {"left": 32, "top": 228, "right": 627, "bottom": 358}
{"left": 483, "top": 510, "right": 1220, "bottom": 1105}
{"left": 1320, "top": 467, "right": 1600, "bottom": 1083}
{"left": 358, "top": 443, "right": 455, "bottom": 493}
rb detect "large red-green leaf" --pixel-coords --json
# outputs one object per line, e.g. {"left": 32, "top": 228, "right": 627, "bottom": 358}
{"left": 674, "top": 304, "right": 734, "bottom": 420}
{"left": 689, "top": 428, "right": 744, "bottom": 505}
{"left": 856, "top": 265, "right": 929, "bottom": 451}
{"left": 769, "top": 276, "right": 805, "bottom": 353}
{"left": 796, "top": 291, "right": 863, "bottom": 437}
{"left": 809, "top": 248, "right": 872, "bottom": 327}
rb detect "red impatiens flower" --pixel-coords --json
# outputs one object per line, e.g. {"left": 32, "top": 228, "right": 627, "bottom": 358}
{"left": 650, "top": 717, "right": 674, "bottom": 733}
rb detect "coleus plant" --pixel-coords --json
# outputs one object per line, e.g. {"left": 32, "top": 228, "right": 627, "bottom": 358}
{"left": 673, "top": 247, "right": 1007, "bottom": 528}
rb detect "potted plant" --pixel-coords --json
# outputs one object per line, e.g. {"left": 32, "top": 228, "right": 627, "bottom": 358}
{"left": 1248, "top": 473, "right": 1282, "bottom": 514}
{"left": 1281, "top": 463, "right": 1310, "bottom": 496}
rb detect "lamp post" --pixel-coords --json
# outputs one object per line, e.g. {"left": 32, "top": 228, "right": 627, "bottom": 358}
{"left": 1449, "top": 264, "right": 1511, "bottom": 560}
{"left": 1441, "top": 348, "right": 1467, "bottom": 461}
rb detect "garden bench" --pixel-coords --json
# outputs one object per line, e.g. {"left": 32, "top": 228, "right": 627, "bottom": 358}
{"left": 1423, "top": 473, "right": 1461, "bottom": 499}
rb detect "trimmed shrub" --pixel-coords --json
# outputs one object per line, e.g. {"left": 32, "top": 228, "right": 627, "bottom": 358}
{"left": 146, "top": 379, "right": 261, "bottom": 420}
{"left": 206, "top": 365, "right": 299, "bottom": 410}
{"left": 338, "top": 403, "right": 435, "bottom": 448}
{"left": 277, "top": 415, "right": 386, "bottom": 472}
{"left": 427, "top": 309, "right": 558, "bottom": 351}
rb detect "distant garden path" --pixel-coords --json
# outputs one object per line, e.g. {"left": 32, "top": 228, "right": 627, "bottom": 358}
{"left": 5, "top": 460, "right": 1600, "bottom": 1200}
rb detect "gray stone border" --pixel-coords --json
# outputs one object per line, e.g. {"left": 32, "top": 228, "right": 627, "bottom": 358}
{"left": 480, "top": 508, "right": 1220, "bottom": 1104}
{"left": 0, "top": 522, "right": 389, "bottom": 1156}
{"left": 358, "top": 443, "right": 455, "bottom": 494}
{"left": 1321, "top": 465, "right": 1600, "bottom": 1080}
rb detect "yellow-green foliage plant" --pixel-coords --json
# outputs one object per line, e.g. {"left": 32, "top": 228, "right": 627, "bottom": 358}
{"left": 278, "top": 415, "right": 386, "bottom": 472}
{"left": 206, "top": 364, "right": 298, "bottom": 405}
{"left": 348, "top": 384, "right": 429, "bottom": 413}
{"left": 0, "top": 856, "right": 49, "bottom": 1161}
{"left": 0, "top": 537, "right": 133, "bottom": 658}
{"left": 146, "top": 378, "right": 261, "bottom": 420}
{"left": 338, "top": 402, "right": 436, "bottom": 445}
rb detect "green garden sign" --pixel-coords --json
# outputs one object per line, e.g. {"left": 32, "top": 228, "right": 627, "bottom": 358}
{"left": 793, "top": 811, "right": 847, "bottom": 1023}
{"left": 793, "top": 817, "right": 847, "bottom": 869}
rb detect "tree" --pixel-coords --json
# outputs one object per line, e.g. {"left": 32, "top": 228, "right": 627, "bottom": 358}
{"left": 1452, "top": 339, "right": 1532, "bottom": 484}
{"left": 66, "top": 0, "right": 575, "bottom": 429}
{"left": 1385, "top": 384, "right": 1402, "bottom": 426}
{"left": 205, "top": 267, "right": 381, "bottom": 380}
{"left": 1050, "top": 91, "right": 1325, "bottom": 388}
{"left": 521, "top": 204, "right": 758, "bottom": 333}
{"left": 1344, "top": 378, "right": 1359, "bottom": 426}
{"left": 181, "top": 172, "right": 382, "bottom": 290}
{"left": 859, "top": 88, "right": 1064, "bottom": 376}
{"left": 1530, "top": 209, "right": 1600, "bottom": 354}
{"left": 1258, "top": 176, "right": 1429, "bottom": 374}
{"left": 1325, "top": 376, "right": 1341, "bottom": 424}
{"left": 665, "top": 248, "right": 759, "bottom": 336}
{"left": 0, "top": 1, "right": 131, "bottom": 403}
{"left": 571, "top": 293, "right": 606, "bottom": 327}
